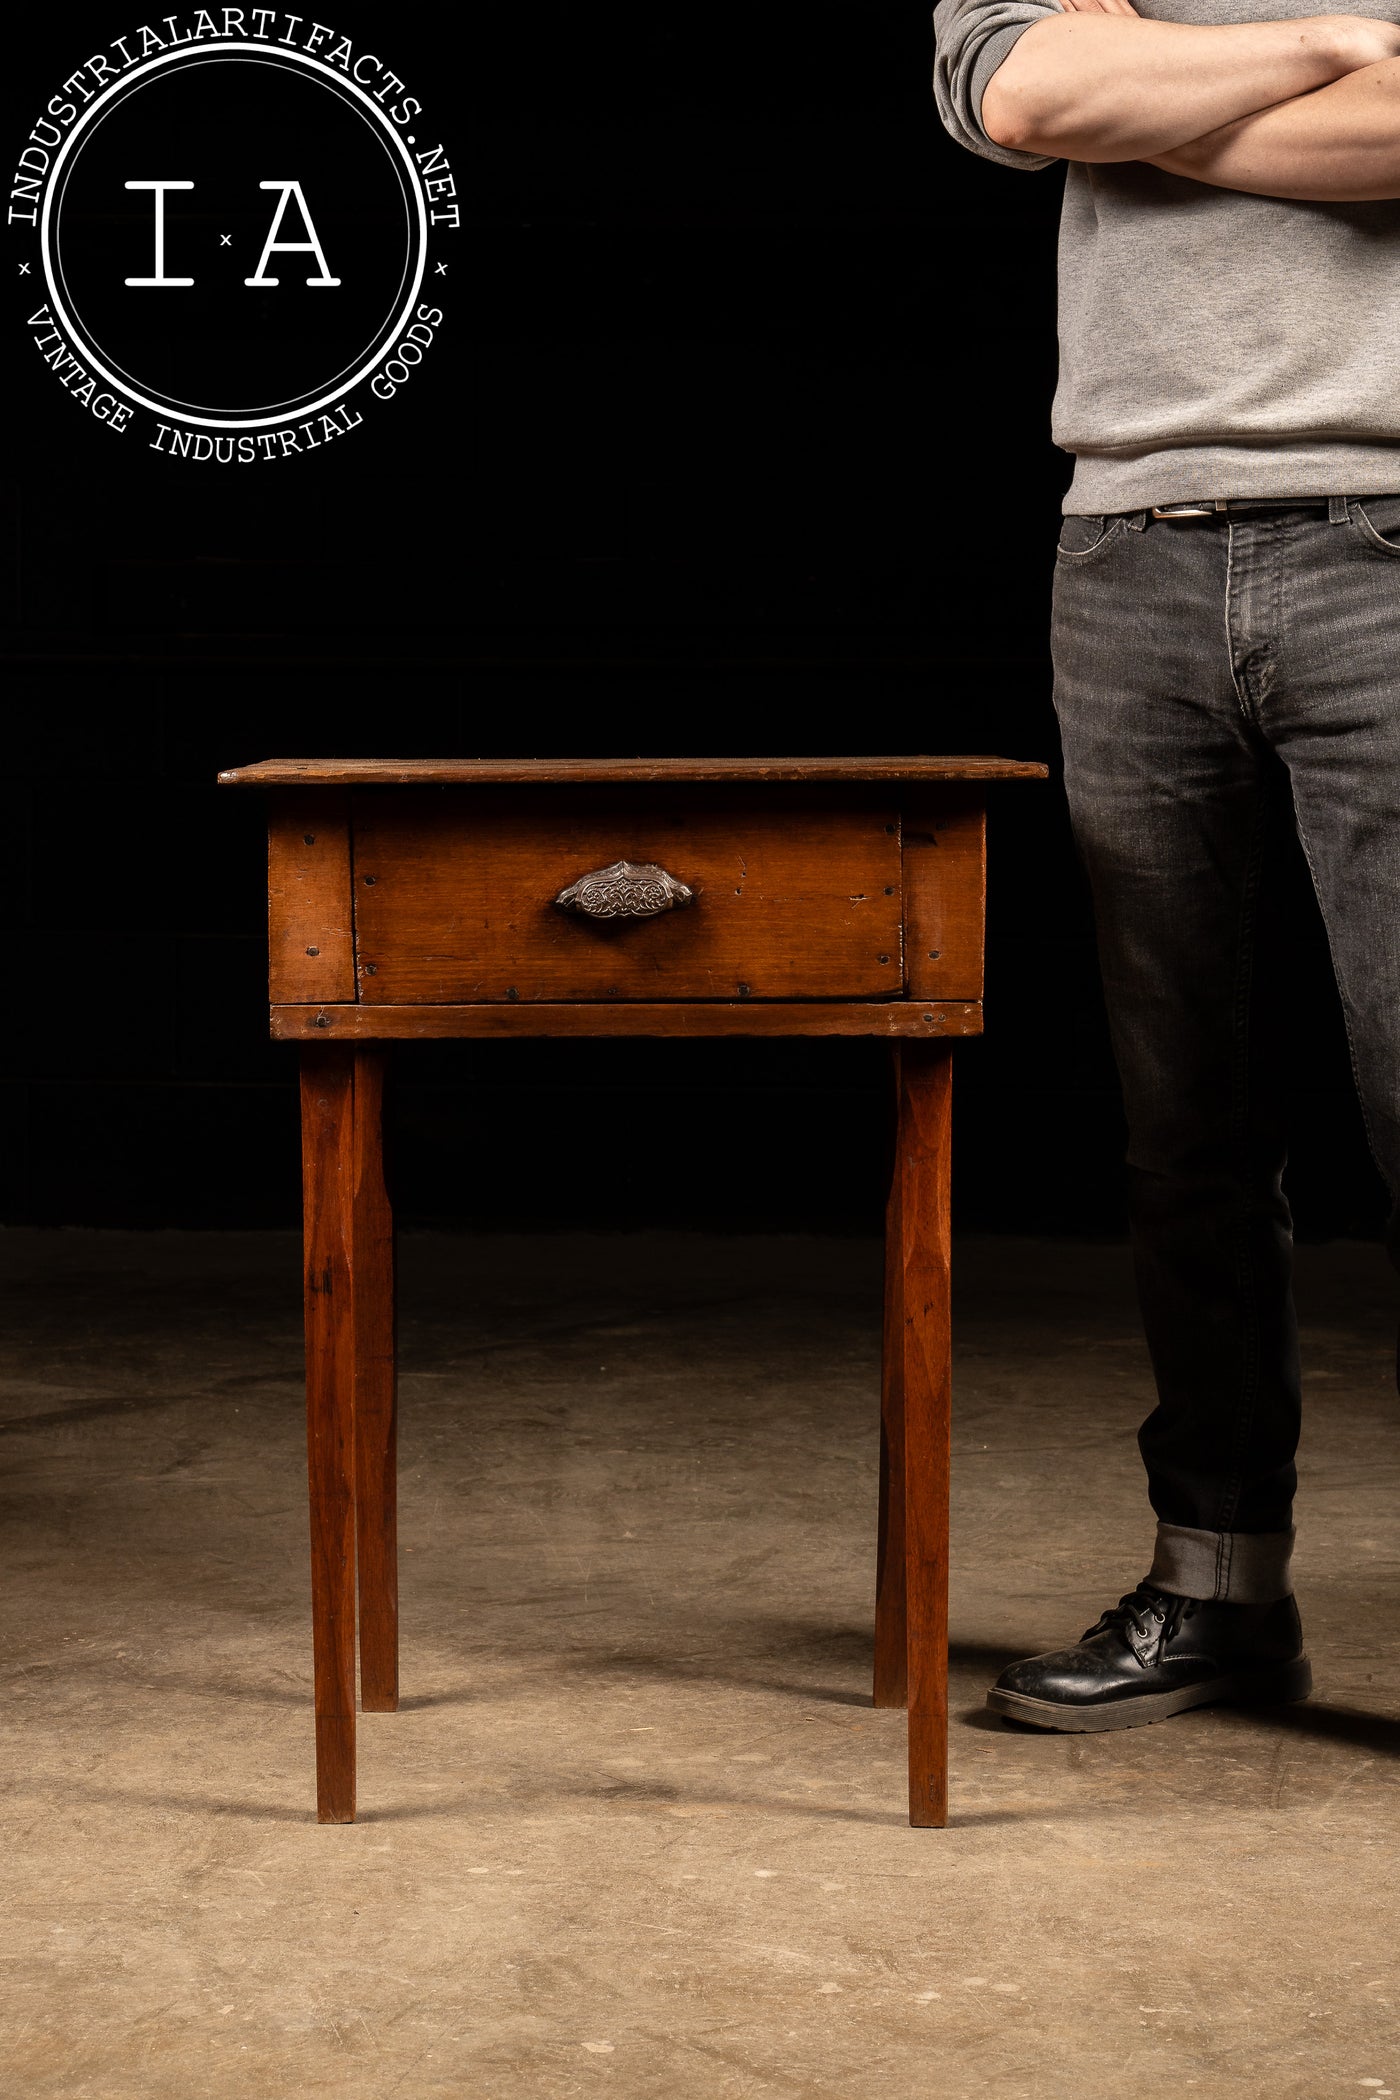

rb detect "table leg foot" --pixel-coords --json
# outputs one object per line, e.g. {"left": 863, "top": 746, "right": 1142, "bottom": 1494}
{"left": 907, "top": 1713, "right": 949, "bottom": 1828}
{"left": 316, "top": 1716, "right": 357, "bottom": 1824}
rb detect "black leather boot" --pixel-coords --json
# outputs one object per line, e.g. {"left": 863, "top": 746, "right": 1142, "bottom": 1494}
{"left": 987, "top": 1581, "right": 1311, "bottom": 1732}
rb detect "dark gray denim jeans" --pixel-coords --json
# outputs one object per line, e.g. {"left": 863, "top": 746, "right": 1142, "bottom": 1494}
{"left": 1052, "top": 496, "right": 1400, "bottom": 1603}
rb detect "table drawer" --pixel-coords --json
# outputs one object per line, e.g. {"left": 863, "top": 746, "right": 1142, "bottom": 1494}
{"left": 348, "top": 788, "right": 904, "bottom": 1003}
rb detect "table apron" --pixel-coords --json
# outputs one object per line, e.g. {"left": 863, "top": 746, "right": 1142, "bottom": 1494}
{"left": 271, "top": 1001, "right": 985, "bottom": 1040}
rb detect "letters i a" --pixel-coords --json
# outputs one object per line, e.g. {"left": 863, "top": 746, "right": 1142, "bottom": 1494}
{"left": 124, "top": 179, "right": 340, "bottom": 287}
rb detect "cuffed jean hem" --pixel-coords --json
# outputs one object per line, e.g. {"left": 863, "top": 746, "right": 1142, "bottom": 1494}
{"left": 1148, "top": 1522, "right": 1295, "bottom": 1602}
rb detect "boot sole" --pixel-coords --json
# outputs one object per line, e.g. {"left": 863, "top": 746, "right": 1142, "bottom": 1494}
{"left": 986, "top": 1656, "right": 1313, "bottom": 1733}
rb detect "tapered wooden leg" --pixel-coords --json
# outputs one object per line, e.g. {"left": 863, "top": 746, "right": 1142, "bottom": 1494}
{"left": 898, "top": 1041, "right": 954, "bottom": 1829}
{"left": 352, "top": 1050, "right": 398, "bottom": 1713}
{"left": 301, "top": 1045, "right": 358, "bottom": 1824}
{"left": 874, "top": 1050, "right": 908, "bottom": 1708}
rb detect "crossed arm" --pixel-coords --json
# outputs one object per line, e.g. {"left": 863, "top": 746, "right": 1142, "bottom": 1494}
{"left": 980, "top": 0, "right": 1400, "bottom": 201}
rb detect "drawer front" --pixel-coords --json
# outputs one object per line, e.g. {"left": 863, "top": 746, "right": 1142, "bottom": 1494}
{"left": 351, "top": 790, "right": 904, "bottom": 1002}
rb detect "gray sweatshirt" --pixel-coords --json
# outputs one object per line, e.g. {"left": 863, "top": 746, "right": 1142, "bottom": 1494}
{"left": 933, "top": 0, "right": 1400, "bottom": 510}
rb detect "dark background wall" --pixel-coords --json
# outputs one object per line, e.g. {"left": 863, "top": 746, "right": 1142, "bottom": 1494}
{"left": 0, "top": 2, "right": 1383, "bottom": 1236}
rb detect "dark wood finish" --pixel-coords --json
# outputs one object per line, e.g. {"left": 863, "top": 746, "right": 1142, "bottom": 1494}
{"left": 268, "top": 793, "right": 357, "bottom": 1005}
{"left": 352, "top": 791, "right": 903, "bottom": 1003}
{"left": 904, "top": 790, "right": 988, "bottom": 1003}
{"left": 300, "top": 1045, "right": 359, "bottom": 1824}
{"left": 270, "top": 1000, "right": 984, "bottom": 1041}
{"left": 896, "top": 1041, "right": 955, "bottom": 1829}
{"left": 224, "top": 755, "right": 1049, "bottom": 787}
{"left": 873, "top": 1048, "right": 908, "bottom": 1708}
{"left": 234, "top": 756, "right": 1044, "bottom": 1826}
{"left": 351, "top": 1051, "right": 397, "bottom": 1714}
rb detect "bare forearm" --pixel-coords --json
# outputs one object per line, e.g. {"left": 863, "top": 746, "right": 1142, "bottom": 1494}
{"left": 1150, "top": 57, "right": 1400, "bottom": 198}
{"left": 981, "top": 13, "right": 1387, "bottom": 161}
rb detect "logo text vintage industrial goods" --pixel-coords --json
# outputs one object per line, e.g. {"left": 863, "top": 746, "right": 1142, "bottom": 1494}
{"left": 9, "top": 10, "right": 457, "bottom": 462}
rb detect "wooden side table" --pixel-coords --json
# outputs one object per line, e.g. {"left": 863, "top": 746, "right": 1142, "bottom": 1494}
{"left": 220, "top": 755, "right": 1046, "bottom": 1826}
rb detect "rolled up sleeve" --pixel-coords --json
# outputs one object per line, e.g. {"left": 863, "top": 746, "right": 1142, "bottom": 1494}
{"left": 933, "top": 0, "right": 1062, "bottom": 171}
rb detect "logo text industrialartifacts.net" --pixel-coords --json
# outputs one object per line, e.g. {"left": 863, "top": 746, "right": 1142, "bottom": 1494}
{"left": 9, "top": 9, "right": 457, "bottom": 463}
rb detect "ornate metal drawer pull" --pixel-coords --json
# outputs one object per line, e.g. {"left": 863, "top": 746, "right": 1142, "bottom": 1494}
{"left": 554, "top": 860, "right": 695, "bottom": 921}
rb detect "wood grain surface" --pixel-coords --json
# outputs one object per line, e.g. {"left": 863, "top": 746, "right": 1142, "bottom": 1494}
{"left": 224, "top": 755, "right": 1049, "bottom": 787}
{"left": 874, "top": 1047, "right": 908, "bottom": 1709}
{"left": 896, "top": 1041, "right": 954, "bottom": 1828}
{"left": 300, "top": 1045, "right": 359, "bottom": 1824}
{"left": 351, "top": 1051, "right": 397, "bottom": 1716}
{"left": 271, "top": 1001, "right": 983, "bottom": 1040}
{"left": 904, "top": 788, "right": 987, "bottom": 1003}
{"left": 351, "top": 791, "right": 903, "bottom": 1003}
{"left": 268, "top": 794, "right": 356, "bottom": 1005}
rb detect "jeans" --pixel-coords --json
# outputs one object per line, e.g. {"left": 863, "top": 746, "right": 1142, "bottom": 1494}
{"left": 1052, "top": 496, "right": 1400, "bottom": 1603}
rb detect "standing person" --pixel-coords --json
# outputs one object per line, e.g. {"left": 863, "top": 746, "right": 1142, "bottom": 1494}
{"left": 934, "top": 0, "right": 1400, "bottom": 1729}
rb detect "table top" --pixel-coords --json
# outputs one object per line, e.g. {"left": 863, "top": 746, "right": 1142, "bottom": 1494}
{"left": 220, "top": 755, "right": 1049, "bottom": 787}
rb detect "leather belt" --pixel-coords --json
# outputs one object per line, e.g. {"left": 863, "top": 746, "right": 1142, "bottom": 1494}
{"left": 1150, "top": 497, "right": 1338, "bottom": 519}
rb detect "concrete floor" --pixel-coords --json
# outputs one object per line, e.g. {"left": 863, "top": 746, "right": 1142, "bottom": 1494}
{"left": 3, "top": 1231, "right": 1400, "bottom": 2100}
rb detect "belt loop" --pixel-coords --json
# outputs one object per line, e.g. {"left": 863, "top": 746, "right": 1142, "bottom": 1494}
{"left": 1126, "top": 510, "right": 1148, "bottom": 533}
{"left": 1329, "top": 495, "right": 1349, "bottom": 524}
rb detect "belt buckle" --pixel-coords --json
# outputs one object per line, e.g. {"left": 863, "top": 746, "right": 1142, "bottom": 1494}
{"left": 1151, "top": 501, "right": 1219, "bottom": 520}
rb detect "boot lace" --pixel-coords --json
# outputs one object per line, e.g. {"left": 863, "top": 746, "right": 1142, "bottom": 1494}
{"left": 1082, "top": 1582, "right": 1187, "bottom": 1646}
